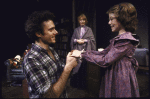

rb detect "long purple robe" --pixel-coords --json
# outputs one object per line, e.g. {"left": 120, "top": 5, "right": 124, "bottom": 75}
{"left": 70, "top": 25, "right": 96, "bottom": 89}
{"left": 81, "top": 32, "right": 140, "bottom": 98}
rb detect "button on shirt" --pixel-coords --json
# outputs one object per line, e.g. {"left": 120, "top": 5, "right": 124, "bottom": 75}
{"left": 23, "top": 43, "right": 67, "bottom": 98}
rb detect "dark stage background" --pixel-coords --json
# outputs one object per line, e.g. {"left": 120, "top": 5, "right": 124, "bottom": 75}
{"left": 2, "top": 0, "right": 148, "bottom": 80}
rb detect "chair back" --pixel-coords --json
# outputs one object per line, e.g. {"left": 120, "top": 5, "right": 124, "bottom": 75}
{"left": 133, "top": 48, "right": 149, "bottom": 66}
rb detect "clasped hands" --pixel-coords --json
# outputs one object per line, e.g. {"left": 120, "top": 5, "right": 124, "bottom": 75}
{"left": 77, "top": 39, "right": 87, "bottom": 44}
{"left": 66, "top": 50, "right": 84, "bottom": 69}
{"left": 71, "top": 50, "right": 83, "bottom": 58}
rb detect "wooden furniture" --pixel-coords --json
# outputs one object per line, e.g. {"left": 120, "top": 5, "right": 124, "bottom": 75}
{"left": 133, "top": 48, "right": 149, "bottom": 67}
{"left": 22, "top": 79, "right": 29, "bottom": 98}
{"left": 86, "top": 62, "right": 102, "bottom": 97}
{"left": 4, "top": 59, "right": 25, "bottom": 86}
{"left": 133, "top": 48, "right": 149, "bottom": 75}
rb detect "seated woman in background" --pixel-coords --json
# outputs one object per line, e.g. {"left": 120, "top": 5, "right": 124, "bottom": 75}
{"left": 71, "top": 2, "right": 140, "bottom": 98}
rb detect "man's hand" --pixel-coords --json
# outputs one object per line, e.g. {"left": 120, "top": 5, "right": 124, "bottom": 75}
{"left": 77, "top": 39, "right": 84, "bottom": 44}
{"left": 49, "top": 52, "right": 78, "bottom": 98}
{"left": 65, "top": 52, "right": 78, "bottom": 71}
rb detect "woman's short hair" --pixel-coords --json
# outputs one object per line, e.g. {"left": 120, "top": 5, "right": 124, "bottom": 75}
{"left": 106, "top": 2, "right": 138, "bottom": 33}
{"left": 78, "top": 14, "right": 88, "bottom": 24}
{"left": 25, "top": 10, "right": 55, "bottom": 41}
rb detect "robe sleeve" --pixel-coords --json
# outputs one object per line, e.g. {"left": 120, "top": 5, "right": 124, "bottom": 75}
{"left": 82, "top": 39, "right": 133, "bottom": 68}
{"left": 85, "top": 28, "right": 96, "bottom": 51}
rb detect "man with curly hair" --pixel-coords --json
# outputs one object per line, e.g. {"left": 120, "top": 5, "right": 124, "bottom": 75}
{"left": 23, "top": 10, "right": 77, "bottom": 98}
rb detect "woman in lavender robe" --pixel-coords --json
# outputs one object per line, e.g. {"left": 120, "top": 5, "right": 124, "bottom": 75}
{"left": 70, "top": 14, "right": 96, "bottom": 89}
{"left": 71, "top": 2, "right": 140, "bottom": 98}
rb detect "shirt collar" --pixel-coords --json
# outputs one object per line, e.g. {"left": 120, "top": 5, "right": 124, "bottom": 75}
{"left": 31, "top": 43, "right": 48, "bottom": 53}
{"left": 80, "top": 25, "right": 86, "bottom": 28}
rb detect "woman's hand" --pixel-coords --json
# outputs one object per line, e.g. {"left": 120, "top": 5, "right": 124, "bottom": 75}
{"left": 77, "top": 39, "right": 84, "bottom": 44}
{"left": 71, "top": 50, "right": 82, "bottom": 58}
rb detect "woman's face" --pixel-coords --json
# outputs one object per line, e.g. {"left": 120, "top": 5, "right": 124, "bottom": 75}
{"left": 108, "top": 13, "right": 122, "bottom": 32}
{"left": 79, "top": 17, "right": 86, "bottom": 26}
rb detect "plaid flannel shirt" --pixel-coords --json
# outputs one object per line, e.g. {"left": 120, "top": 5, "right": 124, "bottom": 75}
{"left": 23, "top": 43, "right": 67, "bottom": 98}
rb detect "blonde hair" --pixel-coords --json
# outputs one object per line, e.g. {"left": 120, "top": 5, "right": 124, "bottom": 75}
{"left": 78, "top": 14, "right": 88, "bottom": 24}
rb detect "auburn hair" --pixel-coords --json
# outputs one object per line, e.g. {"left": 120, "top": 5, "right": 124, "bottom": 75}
{"left": 106, "top": 2, "right": 138, "bottom": 33}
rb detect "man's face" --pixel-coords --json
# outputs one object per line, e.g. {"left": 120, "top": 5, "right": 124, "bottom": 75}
{"left": 40, "top": 20, "right": 58, "bottom": 44}
{"left": 79, "top": 17, "right": 86, "bottom": 26}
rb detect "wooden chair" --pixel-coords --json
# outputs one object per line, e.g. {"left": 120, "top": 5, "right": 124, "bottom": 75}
{"left": 22, "top": 79, "right": 29, "bottom": 98}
